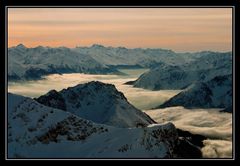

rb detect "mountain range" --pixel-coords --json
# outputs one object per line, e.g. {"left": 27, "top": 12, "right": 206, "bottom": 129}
{"left": 8, "top": 44, "right": 117, "bottom": 81}
{"left": 8, "top": 44, "right": 231, "bottom": 81}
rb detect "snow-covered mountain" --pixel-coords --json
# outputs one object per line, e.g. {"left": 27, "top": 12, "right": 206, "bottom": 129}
{"left": 35, "top": 81, "right": 155, "bottom": 128}
{"left": 74, "top": 44, "right": 194, "bottom": 68}
{"left": 8, "top": 44, "right": 117, "bottom": 81}
{"left": 157, "top": 74, "right": 232, "bottom": 110}
{"left": 132, "top": 64, "right": 192, "bottom": 90}
{"left": 8, "top": 44, "right": 198, "bottom": 81}
{"left": 131, "top": 51, "right": 232, "bottom": 90}
{"left": 9, "top": 44, "right": 231, "bottom": 82}
{"left": 8, "top": 93, "right": 179, "bottom": 158}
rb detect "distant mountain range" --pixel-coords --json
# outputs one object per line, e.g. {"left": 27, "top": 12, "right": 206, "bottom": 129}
{"left": 8, "top": 44, "right": 118, "bottom": 81}
{"left": 8, "top": 44, "right": 231, "bottom": 81}
{"left": 8, "top": 81, "right": 204, "bottom": 158}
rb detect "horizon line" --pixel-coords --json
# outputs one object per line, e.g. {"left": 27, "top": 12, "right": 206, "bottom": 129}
{"left": 8, "top": 43, "right": 232, "bottom": 54}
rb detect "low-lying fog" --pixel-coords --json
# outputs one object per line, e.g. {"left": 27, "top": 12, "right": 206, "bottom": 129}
{"left": 8, "top": 69, "right": 181, "bottom": 110}
{"left": 8, "top": 69, "right": 232, "bottom": 158}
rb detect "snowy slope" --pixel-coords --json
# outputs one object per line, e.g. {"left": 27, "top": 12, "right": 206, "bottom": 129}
{"left": 132, "top": 51, "right": 232, "bottom": 90}
{"left": 8, "top": 93, "right": 178, "bottom": 158}
{"left": 133, "top": 65, "right": 192, "bottom": 90}
{"left": 8, "top": 44, "right": 116, "bottom": 81}
{"left": 35, "top": 81, "right": 155, "bottom": 128}
{"left": 158, "top": 75, "right": 232, "bottom": 110}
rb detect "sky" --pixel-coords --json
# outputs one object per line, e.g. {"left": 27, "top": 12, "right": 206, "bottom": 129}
{"left": 8, "top": 8, "right": 232, "bottom": 52}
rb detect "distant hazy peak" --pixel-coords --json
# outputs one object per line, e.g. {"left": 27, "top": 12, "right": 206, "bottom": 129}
{"left": 16, "top": 43, "right": 26, "bottom": 49}
{"left": 91, "top": 44, "right": 105, "bottom": 48}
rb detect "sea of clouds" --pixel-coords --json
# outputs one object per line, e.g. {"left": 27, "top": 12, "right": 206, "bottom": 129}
{"left": 8, "top": 70, "right": 233, "bottom": 158}
{"left": 8, "top": 70, "right": 180, "bottom": 110}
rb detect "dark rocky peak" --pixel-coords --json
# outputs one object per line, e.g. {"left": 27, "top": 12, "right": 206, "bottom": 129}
{"left": 35, "top": 90, "right": 66, "bottom": 111}
{"left": 35, "top": 81, "right": 154, "bottom": 128}
{"left": 64, "top": 81, "right": 125, "bottom": 99}
{"left": 45, "top": 89, "right": 60, "bottom": 96}
{"left": 36, "top": 81, "right": 128, "bottom": 111}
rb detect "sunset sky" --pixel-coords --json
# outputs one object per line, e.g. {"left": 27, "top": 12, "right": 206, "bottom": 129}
{"left": 8, "top": 8, "right": 232, "bottom": 52}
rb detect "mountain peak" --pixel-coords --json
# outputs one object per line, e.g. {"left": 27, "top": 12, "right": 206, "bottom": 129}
{"left": 91, "top": 44, "right": 105, "bottom": 48}
{"left": 36, "top": 81, "right": 155, "bottom": 128}
{"left": 83, "top": 81, "right": 115, "bottom": 89}
{"left": 34, "top": 45, "right": 45, "bottom": 49}
{"left": 71, "top": 81, "right": 116, "bottom": 94}
{"left": 16, "top": 44, "right": 26, "bottom": 49}
{"left": 66, "top": 81, "right": 125, "bottom": 102}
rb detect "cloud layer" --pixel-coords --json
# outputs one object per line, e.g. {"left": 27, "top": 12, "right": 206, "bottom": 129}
{"left": 8, "top": 71, "right": 180, "bottom": 110}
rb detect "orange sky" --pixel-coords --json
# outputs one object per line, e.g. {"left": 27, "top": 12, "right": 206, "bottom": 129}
{"left": 8, "top": 8, "right": 232, "bottom": 52}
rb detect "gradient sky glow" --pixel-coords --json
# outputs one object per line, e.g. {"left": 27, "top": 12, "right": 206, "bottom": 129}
{"left": 8, "top": 8, "right": 232, "bottom": 52}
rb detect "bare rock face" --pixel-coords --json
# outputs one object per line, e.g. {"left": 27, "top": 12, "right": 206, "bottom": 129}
{"left": 36, "top": 90, "right": 66, "bottom": 111}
